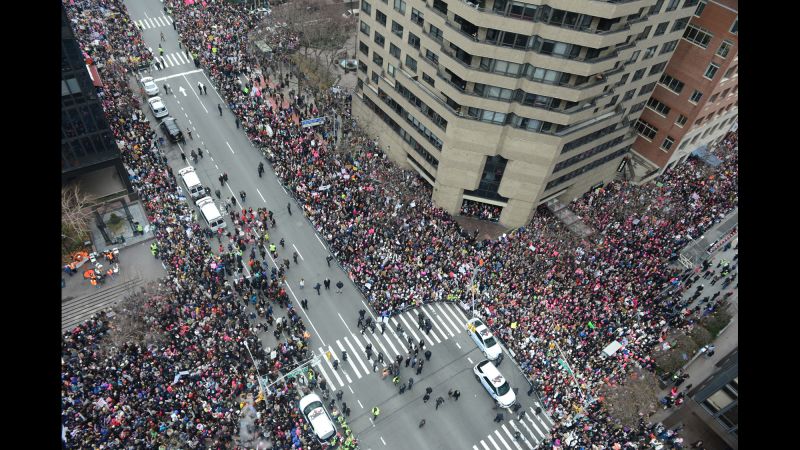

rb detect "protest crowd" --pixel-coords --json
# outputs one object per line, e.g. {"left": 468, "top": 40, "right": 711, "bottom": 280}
{"left": 62, "top": 0, "right": 738, "bottom": 448}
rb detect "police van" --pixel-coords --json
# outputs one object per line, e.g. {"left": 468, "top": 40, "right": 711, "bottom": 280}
{"left": 196, "top": 196, "right": 227, "bottom": 232}
{"left": 178, "top": 166, "right": 205, "bottom": 201}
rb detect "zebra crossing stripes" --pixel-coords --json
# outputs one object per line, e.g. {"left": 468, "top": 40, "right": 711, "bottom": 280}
{"left": 136, "top": 15, "right": 173, "bottom": 30}
{"left": 473, "top": 406, "right": 553, "bottom": 450}
{"left": 150, "top": 51, "right": 192, "bottom": 69}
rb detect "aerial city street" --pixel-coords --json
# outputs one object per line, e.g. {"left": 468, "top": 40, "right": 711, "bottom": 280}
{"left": 62, "top": 0, "right": 738, "bottom": 449}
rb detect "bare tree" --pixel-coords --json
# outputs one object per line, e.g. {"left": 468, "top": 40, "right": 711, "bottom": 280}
{"left": 653, "top": 331, "right": 698, "bottom": 374}
{"left": 599, "top": 368, "right": 660, "bottom": 428}
{"left": 271, "top": 0, "right": 352, "bottom": 62}
{"left": 62, "top": 184, "right": 93, "bottom": 259}
{"left": 101, "top": 281, "right": 167, "bottom": 357}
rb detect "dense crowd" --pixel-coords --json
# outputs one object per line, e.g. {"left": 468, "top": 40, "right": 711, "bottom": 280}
{"left": 61, "top": 0, "right": 739, "bottom": 448}
{"left": 460, "top": 199, "right": 502, "bottom": 223}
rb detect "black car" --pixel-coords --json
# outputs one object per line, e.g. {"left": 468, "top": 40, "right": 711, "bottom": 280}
{"left": 160, "top": 117, "right": 185, "bottom": 143}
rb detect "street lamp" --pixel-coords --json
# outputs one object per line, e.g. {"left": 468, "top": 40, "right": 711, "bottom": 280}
{"left": 243, "top": 341, "right": 267, "bottom": 395}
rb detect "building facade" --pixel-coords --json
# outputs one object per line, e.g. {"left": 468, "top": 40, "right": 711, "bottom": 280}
{"left": 631, "top": 0, "right": 737, "bottom": 174}
{"left": 352, "top": 0, "right": 699, "bottom": 227}
{"left": 62, "top": 5, "right": 133, "bottom": 197}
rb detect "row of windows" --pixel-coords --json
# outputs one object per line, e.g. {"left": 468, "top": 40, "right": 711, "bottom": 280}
{"left": 553, "top": 135, "right": 626, "bottom": 173}
{"left": 394, "top": 82, "right": 448, "bottom": 131}
{"left": 684, "top": 24, "right": 713, "bottom": 48}
{"left": 545, "top": 148, "right": 628, "bottom": 191}
{"left": 471, "top": 82, "right": 580, "bottom": 112}
{"left": 562, "top": 123, "right": 619, "bottom": 154}
{"left": 363, "top": 94, "right": 440, "bottom": 169}
{"left": 659, "top": 73, "right": 685, "bottom": 94}
{"left": 482, "top": 29, "right": 609, "bottom": 62}
{"left": 635, "top": 119, "right": 658, "bottom": 140}
{"left": 479, "top": 58, "right": 570, "bottom": 86}
{"left": 646, "top": 97, "right": 670, "bottom": 117}
{"left": 378, "top": 88, "right": 445, "bottom": 151}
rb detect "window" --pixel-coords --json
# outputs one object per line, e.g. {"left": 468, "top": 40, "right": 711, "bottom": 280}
{"left": 647, "top": 97, "right": 671, "bottom": 116}
{"left": 622, "top": 89, "right": 636, "bottom": 102}
{"left": 684, "top": 25, "right": 713, "bottom": 48}
{"left": 639, "top": 81, "right": 656, "bottom": 96}
{"left": 730, "top": 17, "right": 737, "bottom": 34}
{"left": 422, "top": 72, "right": 435, "bottom": 86}
{"left": 722, "top": 88, "right": 731, "bottom": 97}
{"left": 643, "top": 45, "right": 657, "bottom": 60}
{"left": 639, "top": 25, "right": 652, "bottom": 40}
{"left": 717, "top": 40, "right": 733, "bottom": 58}
{"left": 703, "top": 388, "right": 736, "bottom": 413}
{"left": 650, "top": 61, "right": 667, "bottom": 75}
{"left": 684, "top": 0, "right": 699, "bottom": 7}
{"left": 387, "top": 63, "right": 395, "bottom": 77}
{"left": 630, "top": 101, "right": 646, "bottom": 114}
{"left": 654, "top": 22, "right": 669, "bottom": 36}
{"left": 659, "top": 74, "right": 685, "bottom": 94}
{"left": 635, "top": 119, "right": 658, "bottom": 140}
{"left": 424, "top": 49, "right": 438, "bottom": 64}
{"left": 675, "top": 114, "right": 688, "bottom": 127}
{"left": 661, "top": 136, "right": 675, "bottom": 151}
{"left": 704, "top": 62, "right": 719, "bottom": 80}
{"left": 672, "top": 18, "right": 688, "bottom": 33}
{"left": 649, "top": 0, "right": 664, "bottom": 15}
{"left": 632, "top": 68, "right": 646, "bottom": 82}
{"left": 358, "top": 60, "right": 367, "bottom": 73}
{"left": 429, "top": 25, "right": 443, "bottom": 41}
{"left": 689, "top": 89, "right": 703, "bottom": 103}
{"left": 361, "top": 0, "right": 371, "bottom": 15}
{"left": 374, "top": 31, "right": 385, "bottom": 47}
{"left": 373, "top": 52, "right": 384, "bottom": 67}
{"left": 480, "top": 110, "right": 506, "bottom": 124}
{"left": 411, "top": 8, "right": 424, "bottom": 26}
{"left": 389, "top": 43, "right": 401, "bottom": 58}
{"left": 660, "top": 40, "right": 678, "bottom": 55}
{"left": 359, "top": 41, "right": 370, "bottom": 56}
{"left": 376, "top": 10, "right": 387, "bottom": 26}
{"left": 391, "top": 20, "right": 404, "bottom": 38}
{"left": 360, "top": 21, "right": 371, "bottom": 36}
{"left": 371, "top": 71, "right": 379, "bottom": 84}
{"left": 408, "top": 32, "right": 420, "bottom": 50}
{"left": 695, "top": 1, "right": 706, "bottom": 17}
{"left": 723, "top": 66, "right": 736, "bottom": 79}
{"left": 393, "top": 0, "right": 406, "bottom": 14}
{"left": 709, "top": 92, "right": 719, "bottom": 103}
{"left": 627, "top": 50, "right": 640, "bottom": 64}
{"left": 665, "top": 0, "right": 679, "bottom": 11}
{"left": 405, "top": 55, "right": 417, "bottom": 72}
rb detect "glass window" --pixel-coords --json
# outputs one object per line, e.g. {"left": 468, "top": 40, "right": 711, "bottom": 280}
{"left": 374, "top": 31, "right": 385, "bottom": 47}
{"left": 405, "top": 55, "right": 417, "bottom": 72}
{"left": 392, "top": 20, "right": 404, "bottom": 38}
{"left": 661, "top": 136, "right": 675, "bottom": 151}
{"left": 675, "top": 114, "right": 688, "bottom": 127}
{"left": 730, "top": 17, "right": 737, "bottom": 34}
{"left": 361, "top": 0, "right": 372, "bottom": 15}
{"left": 360, "top": 21, "right": 370, "bottom": 36}
{"left": 695, "top": 1, "right": 706, "bottom": 16}
{"left": 390, "top": 43, "right": 401, "bottom": 58}
{"left": 393, "top": 0, "right": 406, "bottom": 14}
{"left": 376, "top": 10, "right": 387, "bottom": 26}
{"left": 643, "top": 45, "right": 657, "bottom": 60}
{"left": 703, "top": 389, "right": 735, "bottom": 413}
{"left": 684, "top": 25, "right": 713, "bottom": 48}
{"left": 422, "top": 72, "right": 434, "bottom": 86}
{"left": 408, "top": 32, "right": 420, "bottom": 49}
{"left": 373, "top": 52, "right": 383, "bottom": 66}
{"left": 411, "top": 8, "right": 424, "bottom": 26}
{"left": 717, "top": 40, "right": 733, "bottom": 58}
{"left": 654, "top": 22, "right": 669, "bottom": 37}
{"left": 704, "top": 62, "right": 719, "bottom": 79}
{"left": 689, "top": 89, "right": 703, "bottom": 103}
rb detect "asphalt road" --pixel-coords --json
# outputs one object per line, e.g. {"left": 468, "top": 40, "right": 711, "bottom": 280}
{"left": 124, "top": 1, "right": 553, "bottom": 448}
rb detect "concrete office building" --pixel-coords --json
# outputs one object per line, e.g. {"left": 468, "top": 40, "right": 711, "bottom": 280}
{"left": 631, "top": 0, "right": 737, "bottom": 176}
{"left": 352, "top": 0, "right": 698, "bottom": 227}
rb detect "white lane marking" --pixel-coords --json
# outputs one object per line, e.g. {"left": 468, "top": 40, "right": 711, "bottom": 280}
{"left": 456, "top": 342, "right": 461, "bottom": 349}
{"left": 257, "top": 188, "right": 265, "bottom": 202}
{"left": 379, "top": 325, "right": 400, "bottom": 356}
{"left": 348, "top": 385, "right": 354, "bottom": 394}
{"left": 285, "top": 283, "right": 325, "bottom": 347}
{"left": 292, "top": 244, "right": 304, "bottom": 261}
{"left": 338, "top": 339, "right": 363, "bottom": 378}
{"left": 155, "top": 16, "right": 166, "bottom": 27}
{"left": 467, "top": 357, "right": 473, "bottom": 364}
{"left": 152, "top": 69, "right": 204, "bottom": 82}
{"left": 486, "top": 434, "right": 500, "bottom": 450}
{"left": 358, "top": 399, "right": 363, "bottom": 409}
{"left": 380, "top": 436, "right": 386, "bottom": 445}
{"left": 214, "top": 164, "right": 219, "bottom": 169}
{"left": 315, "top": 234, "right": 326, "bottom": 249}
{"left": 226, "top": 142, "right": 235, "bottom": 154}
{"left": 451, "top": 304, "right": 471, "bottom": 324}
{"left": 165, "top": 15, "right": 173, "bottom": 24}
{"left": 368, "top": 330, "right": 394, "bottom": 361}
{"left": 524, "top": 412, "right": 546, "bottom": 440}
{"left": 387, "top": 318, "right": 412, "bottom": 352}
{"left": 327, "top": 345, "right": 352, "bottom": 384}
{"left": 182, "top": 74, "right": 209, "bottom": 114}
{"left": 514, "top": 419, "right": 538, "bottom": 446}
{"left": 501, "top": 424, "right": 522, "bottom": 450}
{"left": 313, "top": 356, "right": 337, "bottom": 391}
{"left": 333, "top": 341, "right": 355, "bottom": 382}
{"left": 396, "top": 314, "right": 421, "bottom": 345}
{"left": 337, "top": 313, "right": 355, "bottom": 335}
{"left": 318, "top": 346, "right": 344, "bottom": 387}
{"left": 479, "top": 441, "right": 491, "bottom": 450}
{"left": 473, "top": 446, "right": 480, "bottom": 450}
{"left": 530, "top": 404, "right": 554, "bottom": 428}
{"left": 410, "top": 313, "right": 437, "bottom": 348}
{"left": 431, "top": 303, "right": 457, "bottom": 337}
{"left": 344, "top": 336, "right": 370, "bottom": 375}
{"left": 435, "top": 303, "right": 461, "bottom": 336}
{"left": 493, "top": 430, "right": 513, "bottom": 450}
{"left": 423, "top": 304, "right": 450, "bottom": 339}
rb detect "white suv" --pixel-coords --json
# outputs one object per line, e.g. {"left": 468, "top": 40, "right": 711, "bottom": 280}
{"left": 298, "top": 393, "right": 335, "bottom": 441}
{"left": 474, "top": 360, "right": 516, "bottom": 408}
{"left": 466, "top": 317, "right": 503, "bottom": 361}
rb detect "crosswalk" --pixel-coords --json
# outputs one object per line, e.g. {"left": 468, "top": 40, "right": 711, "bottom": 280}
{"left": 136, "top": 15, "right": 173, "bottom": 30}
{"left": 312, "top": 302, "right": 471, "bottom": 391}
{"left": 473, "top": 406, "right": 555, "bottom": 450}
{"left": 149, "top": 51, "right": 193, "bottom": 69}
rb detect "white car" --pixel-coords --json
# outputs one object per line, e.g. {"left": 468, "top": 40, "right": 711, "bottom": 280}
{"left": 474, "top": 360, "right": 516, "bottom": 408}
{"left": 466, "top": 317, "right": 502, "bottom": 361}
{"left": 298, "top": 393, "right": 335, "bottom": 441}
{"left": 148, "top": 96, "right": 169, "bottom": 118}
{"left": 141, "top": 76, "right": 159, "bottom": 96}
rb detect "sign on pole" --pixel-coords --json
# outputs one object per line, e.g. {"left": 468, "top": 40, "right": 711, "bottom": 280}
{"left": 301, "top": 117, "right": 326, "bottom": 128}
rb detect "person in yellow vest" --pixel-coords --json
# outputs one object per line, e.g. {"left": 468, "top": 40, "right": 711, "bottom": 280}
{"left": 371, "top": 406, "right": 380, "bottom": 420}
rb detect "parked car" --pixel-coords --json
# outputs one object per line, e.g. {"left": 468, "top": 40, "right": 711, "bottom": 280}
{"left": 148, "top": 96, "right": 169, "bottom": 118}
{"left": 474, "top": 359, "right": 516, "bottom": 408}
{"left": 466, "top": 317, "right": 503, "bottom": 361}
{"left": 160, "top": 117, "right": 185, "bottom": 143}
{"left": 140, "top": 76, "right": 159, "bottom": 96}
{"left": 298, "top": 393, "right": 336, "bottom": 441}
{"left": 339, "top": 59, "right": 358, "bottom": 73}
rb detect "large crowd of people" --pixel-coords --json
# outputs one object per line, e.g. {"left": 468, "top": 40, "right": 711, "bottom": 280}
{"left": 62, "top": 0, "right": 739, "bottom": 448}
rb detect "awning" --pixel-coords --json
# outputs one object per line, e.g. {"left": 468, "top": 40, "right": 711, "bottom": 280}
{"left": 85, "top": 64, "right": 102, "bottom": 87}
{"left": 691, "top": 145, "right": 723, "bottom": 167}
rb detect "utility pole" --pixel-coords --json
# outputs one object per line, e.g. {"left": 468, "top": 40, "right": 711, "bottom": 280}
{"left": 243, "top": 341, "right": 268, "bottom": 395}
{"left": 553, "top": 340, "right": 593, "bottom": 411}
{"left": 470, "top": 266, "right": 481, "bottom": 318}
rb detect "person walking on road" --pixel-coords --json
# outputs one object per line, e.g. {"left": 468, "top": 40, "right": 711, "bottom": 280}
{"left": 326, "top": 255, "right": 333, "bottom": 267}
{"left": 299, "top": 278, "right": 305, "bottom": 289}
{"left": 452, "top": 390, "right": 460, "bottom": 401}
{"left": 336, "top": 280, "right": 344, "bottom": 294}
{"left": 258, "top": 162, "right": 264, "bottom": 177}
{"left": 314, "top": 282, "right": 321, "bottom": 295}
{"left": 287, "top": 202, "right": 292, "bottom": 215}
{"left": 197, "top": 147, "right": 203, "bottom": 158}
{"left": 371, "top": 407, "right": 380, "bottom": 420}
{"left": 160, "top": 31, "right": 165, "bottom": 42}
{"left": 218, "top": 104, "right": 223, "bottom": 116}
{"left": 419, "top": 419, "right": 426, "bottom": 428}
{"left": 493, "top": 413, "right": 504, "bottom": 422}
{"left": 435, "top": 396, "right": 444, "bottom": 410}
{"left": 202, "top": 85, "right": 207, "bottom": 95}
{"left": 187, "top": 128, "right": 193, "bottom": 139}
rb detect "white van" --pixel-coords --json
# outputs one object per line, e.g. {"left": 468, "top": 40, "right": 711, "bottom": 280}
{"left": 178, "top": 166, "right": 205, "bottom": 201}
{"left": 196, "top": 196, "right": 227, "bottom": 232}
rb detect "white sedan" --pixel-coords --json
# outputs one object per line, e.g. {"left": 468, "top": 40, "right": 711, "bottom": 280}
{"left": 466, "top": 317, "right": 503, "bottom": 361}
{"left": 140, "top": 76, "right": 159, "bottom": 96}
{"left": 148, "top": 97, "right": 169, "bottom": 118}
{"left": 298, "top": 393, "right": 335, "bottom": 441}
